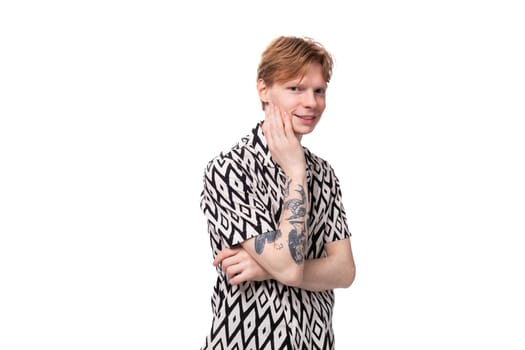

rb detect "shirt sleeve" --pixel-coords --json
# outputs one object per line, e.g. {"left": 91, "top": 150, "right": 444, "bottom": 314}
{"left": 201, "top": 156, "right": 278, "bottom": 248}
{"left": 324, "top": 165, "right": 351, "bottom": 243}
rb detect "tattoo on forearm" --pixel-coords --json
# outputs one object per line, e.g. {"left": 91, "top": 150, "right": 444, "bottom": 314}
{"left": 288, "top": 228, "right": 305, "bottom": 264}
{"left": 284, "top": 178, "right": 291, "bottom": 197}
{"left": 255, "top": 230, "right": 282, "bottom": 254}
{"left": 254, "top": 181, "right": 307, "bottom": 265}
{"left": 284, "top": 185, "right": 306, "bottom": 220}
{"left": 284, "top": 183, "right": 307, "bottom": 264}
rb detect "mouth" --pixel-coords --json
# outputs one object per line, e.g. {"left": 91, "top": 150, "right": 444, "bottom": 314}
{"left": 294, "top": 114, "right": 317, "bottom": 121}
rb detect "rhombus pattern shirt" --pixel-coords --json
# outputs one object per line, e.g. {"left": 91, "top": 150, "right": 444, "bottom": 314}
{"left": 200, "top": 122, "right": 351, "bottom": 350}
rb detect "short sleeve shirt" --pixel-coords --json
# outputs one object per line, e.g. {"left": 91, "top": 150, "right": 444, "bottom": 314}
{"left": 200, "top": 123, "right": 351, "bottom": 350}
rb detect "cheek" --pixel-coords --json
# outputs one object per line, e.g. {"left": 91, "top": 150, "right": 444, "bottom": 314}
{"left": 268, "top": 92, "right": 294, "bottom": 110}
{"left": 318, "top": 98, "right": 326, "bottom": 111}
{"left": 267, "top": 90, "right": 280, "bottom": 104}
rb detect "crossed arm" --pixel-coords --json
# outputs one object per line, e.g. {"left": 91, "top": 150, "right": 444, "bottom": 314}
{"left": 213, "top": 168, "right": 356, "bottom": 291}
{"left": 212, "top": 172, "right": 312, "bottom": 288}
{"left": 214, "top": 238, "right": 355, "bottom": 292}
{"left": 213, "top": 104, "right": 355, "bottom": 291}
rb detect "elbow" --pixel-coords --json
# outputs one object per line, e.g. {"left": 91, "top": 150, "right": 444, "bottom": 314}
{"left": 276, "top": 266, "right": 304, "bottom": 287}
{"left": 341, "top": 264, "right": 356, "bottom": 289}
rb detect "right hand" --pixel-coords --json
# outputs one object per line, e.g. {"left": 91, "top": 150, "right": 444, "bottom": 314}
{"left": 213, "top": 247, "right": 272, "bottom": 285}
{"left": 261, "top": 103, "right": 306, "bottom": 178}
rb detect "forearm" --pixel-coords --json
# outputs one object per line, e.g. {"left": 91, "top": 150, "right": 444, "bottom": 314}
{"left": 275, "top": 175, "right": 308, "bottom": 266}
{"left": 297, "top": 255, "right": 355, "bottom": 292}
{"left": 224, "top": 238, "right": 355, "bottom": 290}
{"left": 298, "top": 239, "right": 356, "bottom": 291}
{"left": 242, "top": 174, "right": 308, "bottom": 286}
{"left": 242, "top": 253, "right": 355, "bottom": 291}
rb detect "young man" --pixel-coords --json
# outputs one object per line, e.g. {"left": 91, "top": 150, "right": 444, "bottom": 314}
{"left": 200, "top": 36, "right": 356, "bottom": 350}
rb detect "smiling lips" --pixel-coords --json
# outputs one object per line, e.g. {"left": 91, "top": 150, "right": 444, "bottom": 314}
{"left": 295, "top": 114, "right": 316, "bottom": 120}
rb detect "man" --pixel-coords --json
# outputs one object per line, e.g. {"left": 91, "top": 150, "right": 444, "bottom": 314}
{"left": 200, "top": 36, "right": 356, "bottom": 350}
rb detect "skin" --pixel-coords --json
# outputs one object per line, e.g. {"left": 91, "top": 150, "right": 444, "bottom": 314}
{"left": 260, "top": 62, "right": 327, "bottom": 142}
{"left": 213, "top": 62, "right": 356, "bottom": 291}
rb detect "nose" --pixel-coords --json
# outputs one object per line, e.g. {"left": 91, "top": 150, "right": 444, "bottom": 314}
{"left": 302, "top": 90, "right": 317, "bottom": 108}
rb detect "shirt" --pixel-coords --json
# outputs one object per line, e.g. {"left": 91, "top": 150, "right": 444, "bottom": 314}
{"left": 200, "top": 122, "right": 351, "bottom": 350}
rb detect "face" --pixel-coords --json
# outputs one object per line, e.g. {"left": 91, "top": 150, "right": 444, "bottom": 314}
{"left": 258, "top": 63, "right": 327, "bottom": 139}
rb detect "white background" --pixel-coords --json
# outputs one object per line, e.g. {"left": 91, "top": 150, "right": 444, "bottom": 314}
{"left": 1, "top": 0, "right": 524, "bottom": 349}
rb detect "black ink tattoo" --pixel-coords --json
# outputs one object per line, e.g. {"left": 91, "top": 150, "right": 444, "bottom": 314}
{"left": 284, "top": 178, "right": 291, "bottom": 197}
{"left": 283, "top": 183, "right": 307, "bottom": 264}
{"left": 284, "top": 185, "right": 306, "bottom": 220}
{"left": 254, "top": 230, "right": 282, "bottom": 254}
{"left": 255, "top": 182, "right": 307, "bottom": 263}
{"left": 288, "top": 228, "right": 305, "bottom": 264}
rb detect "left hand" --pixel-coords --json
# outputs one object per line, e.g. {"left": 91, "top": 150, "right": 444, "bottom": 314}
{"left": 213, "top": 246, "right": 272, "bottom": 285}
{"left": 262, "top": 103, "right": 306, "bottom": 178}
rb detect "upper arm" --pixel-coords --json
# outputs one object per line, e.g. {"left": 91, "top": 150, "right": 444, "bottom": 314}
{"left": 325, "top": 238, "right": 356, "bottom": 287}
{"left": 201, "top": 157, "right": 277, "bottom": 248}
{"left": 325, "top": 238, "right": 354, "bottom": 266}
{"left": 323, "top": 166, "right": 351, "bottom": 243}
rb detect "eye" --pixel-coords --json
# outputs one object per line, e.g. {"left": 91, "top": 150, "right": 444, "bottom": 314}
{"left": 315, "top": 88, "right": 326, "bottom": 96}
{"left": 288, "top": 86, "right": 302, "bottom": 92}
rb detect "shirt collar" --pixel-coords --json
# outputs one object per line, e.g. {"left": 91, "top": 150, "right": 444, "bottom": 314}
{"left": 250, "top": 121, "right": 277, "bottom": 168}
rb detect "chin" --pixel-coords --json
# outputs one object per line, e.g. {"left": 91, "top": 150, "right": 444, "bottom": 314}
{"left": 293, "top": 123, "right": 318, "bottom": 136}
{"left": 297, "top": 128, "right": 315, "bottom": 136}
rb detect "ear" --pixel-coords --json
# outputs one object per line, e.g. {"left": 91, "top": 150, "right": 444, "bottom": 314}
{"left": 257, "top": 79, "right": 269, "bottom": 103}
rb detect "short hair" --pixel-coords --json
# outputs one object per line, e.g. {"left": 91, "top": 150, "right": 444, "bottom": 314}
{"left": 257, "top": 36, "right": 334, "bottom": 99}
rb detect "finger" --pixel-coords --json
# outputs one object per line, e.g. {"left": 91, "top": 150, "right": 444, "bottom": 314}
{"left": 229, "top": 269, "right": 253, "bottom": 286}
{"left": 221, "top": 253, "right": 241, "bottom": 270}
{"left": 224, "top": 262, "right": 243, "bottom": 279}
{"left": 213, "top": 247, "right": 237, "bottom": 266}
{"left": 229, "top": 270, "right": 249, "bottom": 286}
{"left": 283, "top": 111, "right": 294, "bottom": 137}
{"left": 265, "top": 104, "right": 283, "bottom": 148}
{"left": 272, "top": 104, "right": 286, "bottom": 138}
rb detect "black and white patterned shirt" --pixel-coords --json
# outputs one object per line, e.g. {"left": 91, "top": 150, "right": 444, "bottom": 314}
{"left": 200, "top": 122, "right": 351, "bottom": 350}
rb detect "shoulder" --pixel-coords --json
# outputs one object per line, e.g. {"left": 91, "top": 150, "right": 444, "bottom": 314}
{"left": 304, "top": 147, "right": 344, "bottom": 194}
{"left": 203, "top": 136, "right": 252, "bottom": 178}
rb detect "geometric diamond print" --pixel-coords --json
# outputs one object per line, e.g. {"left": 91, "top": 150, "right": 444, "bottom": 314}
{"left": 200, "top": 123, "right": 350, "bottom": 349}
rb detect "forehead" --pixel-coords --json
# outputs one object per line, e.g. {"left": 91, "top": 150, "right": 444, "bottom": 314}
{"left": 278, "top": 63, "right": 327, "bottom": 86}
